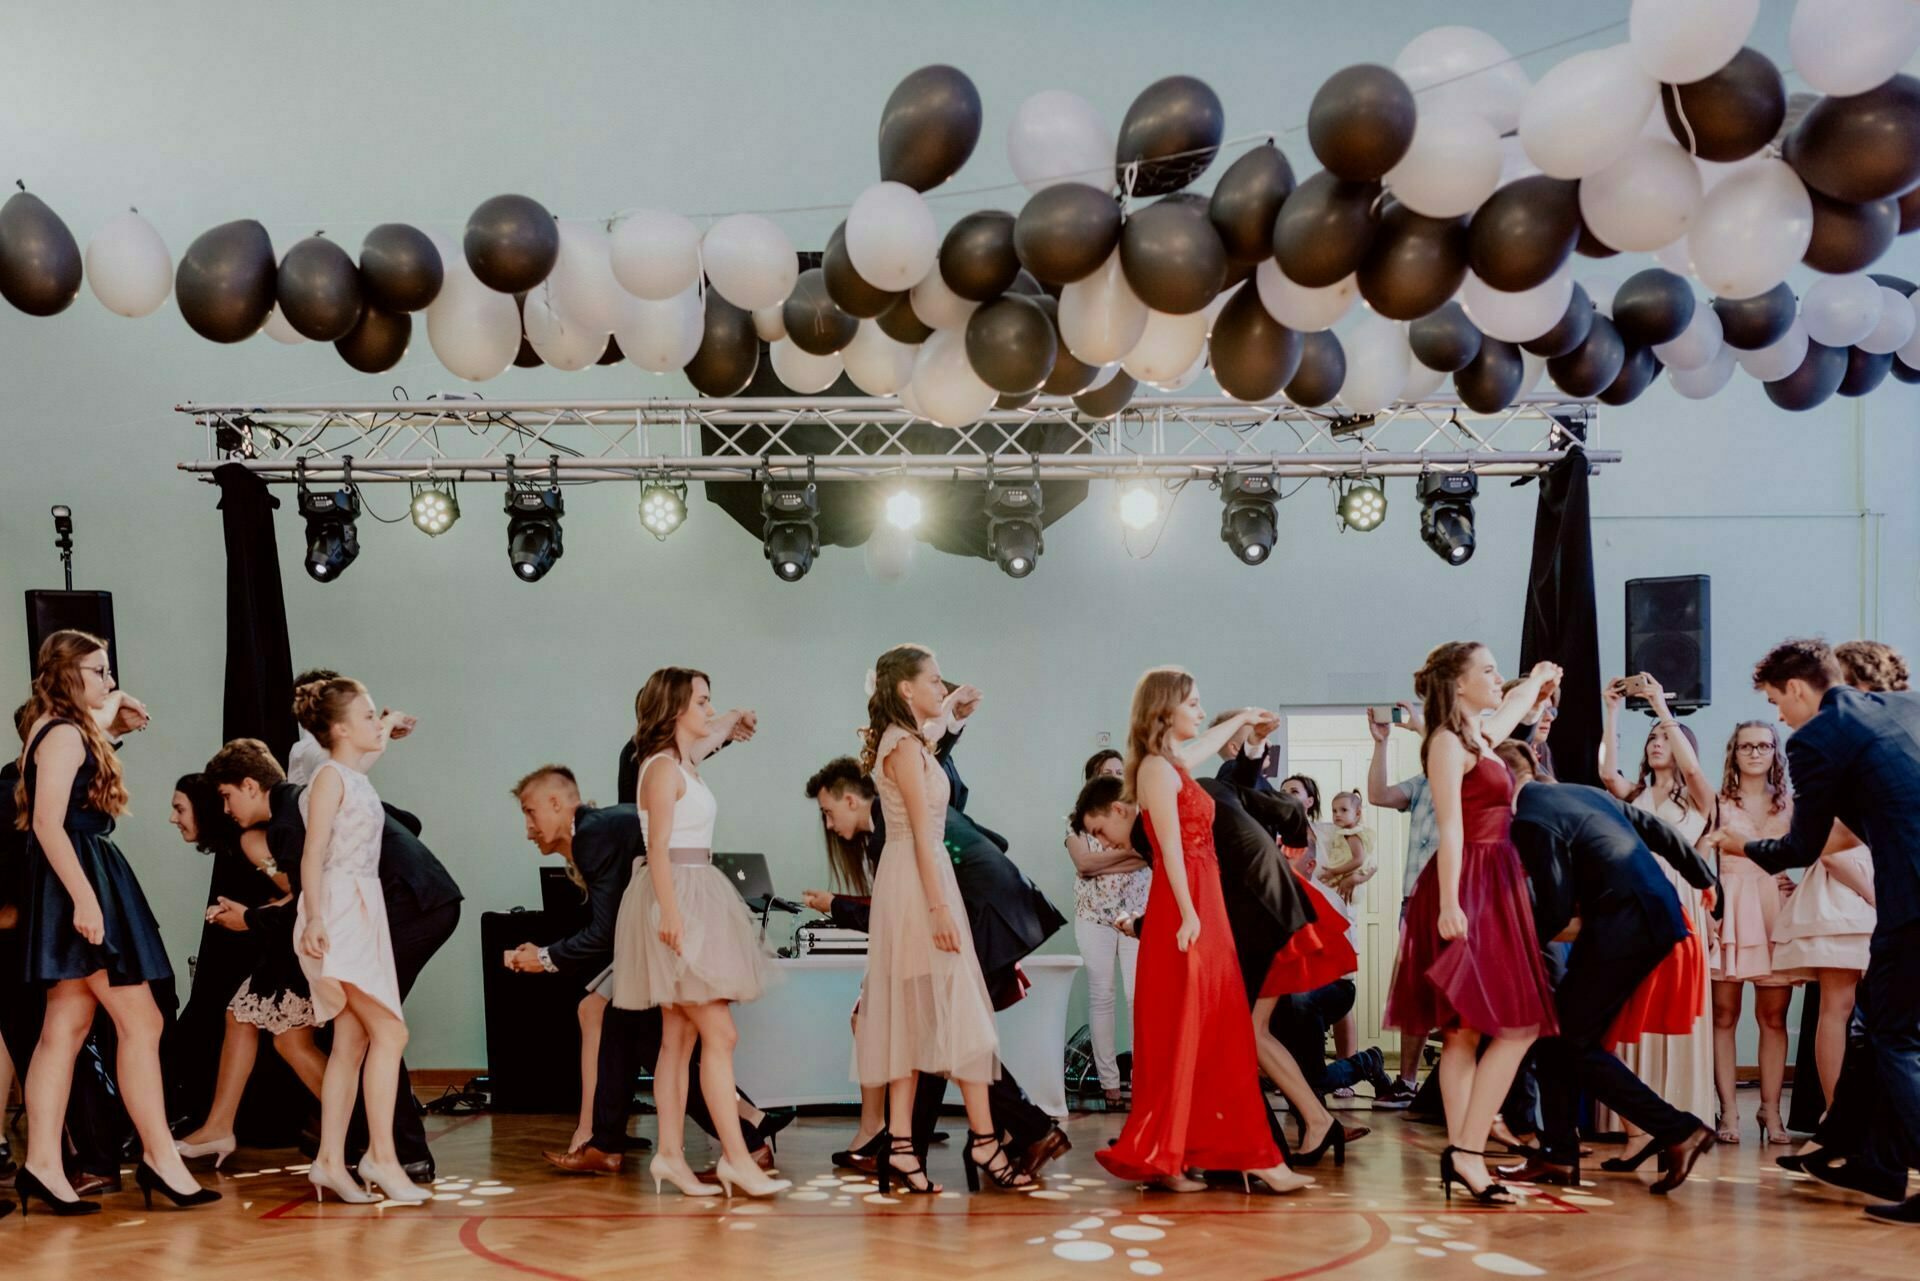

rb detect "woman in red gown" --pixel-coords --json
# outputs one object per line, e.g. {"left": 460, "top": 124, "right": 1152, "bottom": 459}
{"left": 1095, "top": 668, "right": 1312, "bottom": 1194}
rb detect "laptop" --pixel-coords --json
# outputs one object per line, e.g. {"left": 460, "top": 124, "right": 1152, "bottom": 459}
{"left": 711, "top": 852, "right": 776, "bottom": 910}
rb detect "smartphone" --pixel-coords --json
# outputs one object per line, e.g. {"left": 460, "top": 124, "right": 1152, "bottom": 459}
{"left": 1367, "top": 705, "right": 1407, "bottom": 724}
{"left": 1623, "top": 673, "right": 1654, "bottom": 698}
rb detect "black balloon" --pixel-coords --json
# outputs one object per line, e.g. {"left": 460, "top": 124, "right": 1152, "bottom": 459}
{"left": 1893, "top": 353, "right": 1920, "bottom": 383}
{"left": 0, "top": 190, "right": 82, "bottom": 316}
{"left": 1273, "top": 171, "right": 1381, "bottom": 288}
{"left": 940, "top": 211, "right": 1020, "bottom": 301}
{"left": 1804, "top": 191, "right": 1899, "bottom": 273}
{"left": 1786, "top": 74, "right": 1920, "bottom": 203}
{"left": 176, "top": 219, "right": 277, "bottom": 343}
{"left": 782, "top": 268, "right": 857, "bottom": 356}
{"left": 1208, "top": 144, "right": 1296, "bottom": 262}
{"left": 1713, "top": 282, "right": 1797, "bottom": 349}
{"left": 1763, "top": 340, "right": 1848, "bottom": 410}
{"left": 1870, "top": 272, "right": 1917, "bottom": 294}
{"left": 823, "top": 222, "right": 898, "bottom": 318}
{"left": 1208, "top": 280, "right": 1303, "bottom": 401}
{"left": 1116, "top": 75, "right": 1226, "bottom": 197}
{"left": 1120, "top": 198, "right": 1228, "bottom": 314}
{"left": 465, "top": 194, "right": 558, "bottom": 293}
{"left": 1034, "top": 296, "right": 1099, "bottom": 395}
{"left": 964, "top": 294, "right": 1057, "bottom": 395}
{"left": 879, "top": 65, "right": 982, "bottom": 192}
{"left": 1548, "top": 314, "right": 1626, "bottom": 397}
{"left": 1521, "top": 283, "right": 1596, "bottom": 358}
{"left": 1468, "top": 176, "right": 1581, "bottom": 292}
{"left": 996, "top": 390, "right": 1039, "bottom": 410}
{"left": 1838, "top": 345, "right": 1894, "bottom": 397}
{"left": 359, "top": 223, "right": 442, "bottom": 312}
{"left": 1308, "top": 64, "right": 1416, "bottom": 182}
{"left": 1009, "top": 268, "right": 1045, "bottom": 295}
{"left": 1357, "top": 204, "right": 1468, "bottom": 321}
{"left": 1611, "top": 269, "right": 1696, "bottom": 347}
{"left": 685, "top": 292, "right": 760, "bottom": 396}
{"left": 1574, "top": 218, "right": 1620, "bottom": 259}
{"left": 598, "top": 334, "right": 625, "bottom": 366}
{"left": 1410, "top": 301, "right": 1483, "bottom": 372}
{"left": 277, "top": 236, "right": 364, "bottom": 342}
{"left": 1454, "top": 338, "right": 1523, "bottom": 413}
{"left": 335, "top": 307, "right": 411, "bottom": 373}
{"left": 1660, "top": 48, "right": 1786, "bottom": 163}
{"left": 514, "top": 335, "right": 543, "bottom": 368}
{"left": 1597, "top": 345, "right": 1660, "bottom": 406}
{"left": 877, "top": 292, "right": 935, "bottom": 344}
{"left": 1073, "top": 371, "right": 1138, "bottom": 420}
{"left": 1014, "top": 183, "right": 1121, "bottom": 285}
{"left": 1285, "top": 330, "right": 1346, "bottom": 406}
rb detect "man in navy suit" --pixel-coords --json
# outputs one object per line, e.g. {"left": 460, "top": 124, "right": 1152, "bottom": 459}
{"left": 1715, "top": 639, "right": 1920, "bottom": 1224}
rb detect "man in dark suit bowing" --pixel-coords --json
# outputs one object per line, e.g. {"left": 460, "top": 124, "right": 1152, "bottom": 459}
{"left": 1492, "top": 741, "right": 1720, "bottom": 1195}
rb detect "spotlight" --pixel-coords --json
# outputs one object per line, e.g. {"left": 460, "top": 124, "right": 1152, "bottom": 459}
{"left": 639, "top": 478, "right": 688, "bottom": 540}
{"left": 298, "top": 474, "right": 361, "bottom": 582}
{"left": 884, "top": 488, "right": 922, "bottom": 531}
{"left": 1117, "top": 481, "right": 1160, "bottom": 531}
{"left": 409, "top": 484, "right": 459, "bottom": 537}
{"left": 1337, "top": 480, "right": 1387, "bottom": 532}
{"left": 1418, "top": 471, "right": 1478, "bottom": 566}
{"left": 762, "top": 467, "right": 820, "bottom": 582}
{"left": 505, "top": 477, "right": 565, "bottom": 582}
{"left": 1219, "top": 471, "right": 1278, "bottom": 566}
{"left": 987, "top": 471, "right": 1045, "bottom": 578}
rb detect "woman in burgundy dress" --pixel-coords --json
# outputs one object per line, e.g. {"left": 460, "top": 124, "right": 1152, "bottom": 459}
{"left": 1385, "top": 642, "right": 1562, "bottom": 1204}
{"left": 1095, "top": 667, "right": 1312, "bottom": 1194}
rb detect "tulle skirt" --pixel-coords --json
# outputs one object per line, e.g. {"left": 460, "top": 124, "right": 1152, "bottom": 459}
{"left": 1609, "top": 909, "right": 1709, "bottom": 1045}
{"left": 295, "top": 872, "right": 403, "bottom": 1025}
{"left": 1713, "top": 853, "right": 1793, "bottom": 985}
{"left": 1771, "top": 847, "right": 1874, "bottom": 978}
{"left": 611, "top": 861, "right": 772, "bottom": 1009}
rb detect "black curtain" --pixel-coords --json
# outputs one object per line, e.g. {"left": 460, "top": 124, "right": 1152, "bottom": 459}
{"left": 1518, "top": 446, "right": 1601, "bottom": 788}
{"left": 214, "top": 463, "right": 296, "bottom": 765}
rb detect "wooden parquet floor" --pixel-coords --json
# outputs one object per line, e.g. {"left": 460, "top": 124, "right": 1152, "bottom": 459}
{"left": 2, "top": 1094, "right": 1913, "bottom": 1281}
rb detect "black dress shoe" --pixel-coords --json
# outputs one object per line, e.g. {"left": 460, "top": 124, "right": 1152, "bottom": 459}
{"left": 1865, "top": 1193, "right": 1920, "bottom": 1226}
{"left": 609, "top": 1134, "right": 653, "bottom": 1153}
{"left": 1650, "top": 1125, "right": 1716, "bottom": 1196}
{"left": 1802, "top": 1152, "right": 1908, "bottom": 1203}
{"left": 402, "top": 1159, "right": 435, "bottom": 1184}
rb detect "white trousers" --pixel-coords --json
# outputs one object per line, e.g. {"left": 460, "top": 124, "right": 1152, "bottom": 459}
{"left": 1074, "top": 916, "right": 1140, "bottom": 1091}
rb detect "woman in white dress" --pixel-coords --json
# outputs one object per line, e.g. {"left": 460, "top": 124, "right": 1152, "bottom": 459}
{"left": 1600, "top": 676, "right": 1718, "bottom": 1157}
{"left": 291, "top": 678, "right": 427, "bottom": 1205}
{"left": 610, "top": 667, "right": 787, "bottom": 1199}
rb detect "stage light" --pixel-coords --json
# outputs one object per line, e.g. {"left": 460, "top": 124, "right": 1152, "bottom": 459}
{"left": 1118, "top": 481, "right": 1159, "bottom": 531}
{"left": 1418, "top": 471, "right": 1478, "bottom": 566}
{"left": 987, "top": 472, "right": 1044, "bottom": 578}
{"left": 1337, "top": 480, "right": 1387, "bottom": 532}
{"left": 639, "top": 479, "right": 688, "bottom": 540}
{"left": 298, "top": 477, "right": 361, "bottom": 582}
{"left": 884, "top": 488, "right": 923, "bottom": 531}
{"left": 505, "top": 484, "right": 565, "bottom": 582}
{"left": 409, "top": 484, "right": 459, "bottom": 537}
{"left": 1219, "top": 471, "right": 1278, "bottom": 566}
{"left": 762, "top": 474, "right": 820, "bottom": 582}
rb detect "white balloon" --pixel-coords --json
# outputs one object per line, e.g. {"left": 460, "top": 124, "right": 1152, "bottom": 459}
{"left": 751, "top": 304, "right": 787, "bottom": 343}
{"left": 548, "top": 220, "right": 623, "bottom": 333}
{"left": 523, "top": 287, "right": 606, "bottom": 371}
{"left": 1153, "top": 348, "right": 1210, "bottom": 392}
{"left": 1696, "top": 153, "right": 1763, "bottom": 193}
{"left": 911, "top": 327, "right": 997, "bottom": 427}
{"left": 1653, "top": 301, "right": 1724, "bottom": 370}
{"left": 1688, "top": 159, "right": 1814, "bottom": 299}
{"left": 1629, "top": 0, "right": 1759, "bottom": 84}
{"left": 1394, "top": 27, "right": 1532, "bottom": 134}
{"left": 1255, "top": 261, "right": 1357, "bottom": 332}
{"left": 614, "top": 286, "right": 704, "bottom": 374}
{"left": 1401, "top": 359, "right": 1449, "bottom": 400}
{"left": 1859, "top": 285, "right": 1917, "bottom": 354}
{"left": 1497, "top": 132, "right": 1542, "bottom": 186}
{"left": 702, "top": 214, "right": 797, "bottom": 311}
{"left": 1007, "top": 90, "right": 1116, "bottom": 194}
{"left": 1579, "top": 137, "right": 1705, "bottom": 252}
{"left": 84, "top": 210, "right": 172, "bottom": 318}
{"left": 1337, "top": 314, "right": 1412, "bottom": 414}
{"left": 842, "top": 320, "right": 919, "bottom": 395}
{"left": 262, "top": 304, "right": 307, "bottom": 345}
{"left": 426, "top": 259, "right": 519, "bottom": 381}
{"left": 1122, "top": 308, "right": 1209, "bottom": 384}
{"left": 1655, "top": 237, "right": 1695, "bottom": 276}
{"left": 1802, "top": 272, "right": 1882, "bottom": 347}
{"left": 846, "top": 181, "right": 938, "bottom": 292}
{"left": 611, "top": 209, "right": 702, "bottom": 301}
{"left": 1084, "top": 361, "right": 1122, "bottom": 393}
{"left": 1461, "top": 267, "right": 1575, "bottom": 343}
{"left": 1519, "top": 44, "right": 1660, "bottom": 179}
{"left": 768, "top": 336, "right": 844, "bottom": 393}
{"left": 1384, "top": 110, "right": 1505, "bottom": 218}
{"left": 1899, "top": 294, "right": 1920, "bottom": 365}
{"left": 1790, "top": 0, "right": 1920, "bottom": 96}
{"left": 1517, "top": 348, "right": 1549, "bottom": 396}
{"left": 1058, "top": 251, "right": 1149, "bottom": 364}
{"left": 908, "top": 268, "right": 978, "bottom": 330}
{"left": 896, "top": 375, "right": 926, "bottom": 418}
{"left": 1670, "top": 343, "right": 1738, "bottom": 397}
{"left": 1738, "top": 317, "right": 1810, "bottom": 381}
{"left": 865, "top": 521, "right": 916, "bottom": 581}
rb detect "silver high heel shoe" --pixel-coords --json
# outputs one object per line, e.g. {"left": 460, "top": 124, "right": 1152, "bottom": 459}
{"left": 175, "top": 1135, "right": 237, "bottom": 1168}
{"left": 308, "top": 1162, "right": 377, "bottom": 1204}
{"left": 715, "top": 1155, "right": 791, "bottom": 1198}
{"left": 358, "top": 1158, "right": 432, "bottom": 1203}
{"left": 649, "top": 1153, "right": 721, "bottom": 1197}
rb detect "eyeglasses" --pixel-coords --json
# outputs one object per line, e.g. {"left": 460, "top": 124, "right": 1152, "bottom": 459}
{"left": 1735, "top": 743, "right": 1774, "bottom": 755}
{"left": 80, "top": 664, "right": 112, "bottom": 681}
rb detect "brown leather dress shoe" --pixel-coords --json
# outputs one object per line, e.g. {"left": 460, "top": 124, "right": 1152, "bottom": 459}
{"left": 70, "top": 1171, "right": 123, "bottom": 1197}
{"left": 1495, "top": 1155, "right": 1579, "bottom": 1186}
{"left": 693, "top": 1146, "right": 774, "bottom": 1183}
{"left": 543, "top": 1145, "right": 625, "bottom": 1176}
{"left": 1019, "top": 1126, "right": 1072, "bottom": 1179}
{"left": 1650, "top": 1125, "right": 1716, "bottom": 1195}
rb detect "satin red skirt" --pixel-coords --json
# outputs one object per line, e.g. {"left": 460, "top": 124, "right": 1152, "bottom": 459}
{"left": 1607, "top": 909, "right": 1708, "bottom": 1045}
{"left": 1258, "top": 870, "right": 1360, "bottom": 999}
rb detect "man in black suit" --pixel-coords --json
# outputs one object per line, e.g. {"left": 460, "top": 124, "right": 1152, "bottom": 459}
{"left": 1489, "top": 741, "right": 1720, "bottom": 1194}
{"left": 1714, "top": 639, "right": 1920, "bottom": 1223}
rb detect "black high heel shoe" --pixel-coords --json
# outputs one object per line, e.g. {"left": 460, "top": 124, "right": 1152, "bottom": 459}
{"left": 754, "top": 1108, "right": 797, "bottom": 1154}
{"left": 875, "top": 1132, "right": 939, "bottom": 1195}
{"left": 1600, "top": 1137, "right": 1659, "bottom": 1172}
{"left": 1439, "top": 1146, "right": 1517, "bottom": 1205}
{"left": 963, "top": 1131, "right": 1034, "bottom": 1192}
{"left": 1291, "top": 1117, "right": 1346, "bottom": 1169}
{"left": 135, "top": 1161, "right": 222, "bottom": 1210}
{"left": 13, "top": 1167, "right": 102, "bottom": 1217}
{"left": 830, "top": 1129, "right": 885, "bottom": 1174}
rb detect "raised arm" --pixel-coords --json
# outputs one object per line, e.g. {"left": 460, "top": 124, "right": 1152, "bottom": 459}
{"left": 1138, "top": 756, "right": 1201, "bottom": 951}
{"left": 691, "top": 709, "right": 754, "bottom": 764}
{"left": 27, "top": 725, "right": 104, "bottom": 945}
{"left": 1645, "top": 679, "right": 1716, "bottom": 814}
{"left": 641, "top": 756, "right": 688, "bottom": 952}
{"left": 297, "top": 765, "right": 344, "bottom": 959}
{"left": 1179, "top": 709, "right": 1266, "bottom": 771}
{"left": 885, "top": 735, "right": 962, "bottom": 954}
{"left": 1599, "top": 678, "right": 1636, "bottom": 799}
{"left": 1367, "top": 712, "right": 1412, "bottom": 810}
{"left": 1428, "top": 730, "right": 1471, "bottom": 940}
{"left": 1237, "top": 784, "right": 1311, "bottom": 848}
{"left": 1485, "top": 663, "right": 1561, "bottom": 745}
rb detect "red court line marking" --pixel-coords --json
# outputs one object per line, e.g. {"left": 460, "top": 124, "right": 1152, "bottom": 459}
{"left": 458, "top": 1216, "right": 589, "bottom": 1281}
{"left": 1260, "top": 1210, "right": 1393, "bottom": 1280}
{"left": 255, "top": 1199, "right": 1576, "bottom": 1222}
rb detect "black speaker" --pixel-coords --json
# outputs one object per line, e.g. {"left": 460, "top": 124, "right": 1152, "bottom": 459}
{"left": 24, "top": 591, "right": 117, "bottom": 680}
{"left": 479, "top": 908, "right": 584, "bottom": 1113}
{"left": 1625, "top": 575, "right": 1710, "bottom": 713}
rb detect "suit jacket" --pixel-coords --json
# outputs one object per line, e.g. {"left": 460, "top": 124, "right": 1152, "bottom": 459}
{"left": 544, "top": 804, "right": 641, "bottom": 977}
{"left": 1743, "top": 686, "right": 1920, "bottom": 935}
{"left": 1510, "top": 781, "right": 1718, "bottom": 959}
{"left": 245, "top": 782, "right": 462, "bottom": 933}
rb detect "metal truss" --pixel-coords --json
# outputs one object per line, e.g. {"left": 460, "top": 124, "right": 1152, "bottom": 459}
{"left": 177, "top": 394, "right": 1613, "bottom": 483}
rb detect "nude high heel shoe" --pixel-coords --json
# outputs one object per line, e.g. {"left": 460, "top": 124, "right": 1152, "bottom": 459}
{"left": 359, "top": 1158, "right": 432, "bottom": 1203}
{"left": 649, "top": 1153, "right": 722, "bottom": 1197}
{"left": 175, "top": 1135, "right": 238, "bottom": 1168}
{"left": 1244, "top": 1165, "right": 1315, "bottom": 1194}
{"left": 715, "top": 1155, "right": 792, "bottom": 1198}
{"left": 309, "top": 1162, "right": 377, "bottom": 1204}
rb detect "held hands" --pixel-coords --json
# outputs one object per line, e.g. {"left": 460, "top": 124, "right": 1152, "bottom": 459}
{"left": 1112, "top": 913, "right": 1137, "bottom": 940}
{"left": 941, "top": 684, "right": 984, "bottom": 724}
{"left": 1438, "top": 902, "right": 1469, "bottom": 941}
{"left": 299, "top": 919, "right": 330, "bottom": 960}
{"left": 504, "top": 942, "right": 543, "bottom": 973}
{"left": 1710, "top": 828, "right": 1746, "bottom": 857}
{"left": 930, "top": 903, "right": 961, "bottom": 953}
{"left": 728, "top": 710, "right": 759, "bottom": 743}
{"left": 381, "top": 709, "right": 418, "bottom": 740}
{"left": 1175, "top": 911, "right": 1201, "bottom": 953}
{"left": 96, "top": 691, "right": 150, "bottom": 738}
{"left": 1701, "top": 885, "right": 1718, "bottom": 913}
{"left": 207, "top": 896, "right": 250, "bottom": 932}
{"left": 1775, "top": 873, "right": 1796, "bottom": 897}
{"left": 801, "top": 888, "right": 835, "bottom": 913}
{"left": 72, "top": 896, "right": 105, "bottom": 946}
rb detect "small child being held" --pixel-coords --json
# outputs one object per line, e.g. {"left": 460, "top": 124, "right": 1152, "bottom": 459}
{"left": 1318, "top": 789, "right": 1377, "bottom": 902}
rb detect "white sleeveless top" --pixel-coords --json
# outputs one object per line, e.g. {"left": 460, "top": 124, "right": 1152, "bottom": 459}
{"left": 635, "top": 752, "right": 717, "bottom": 850}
